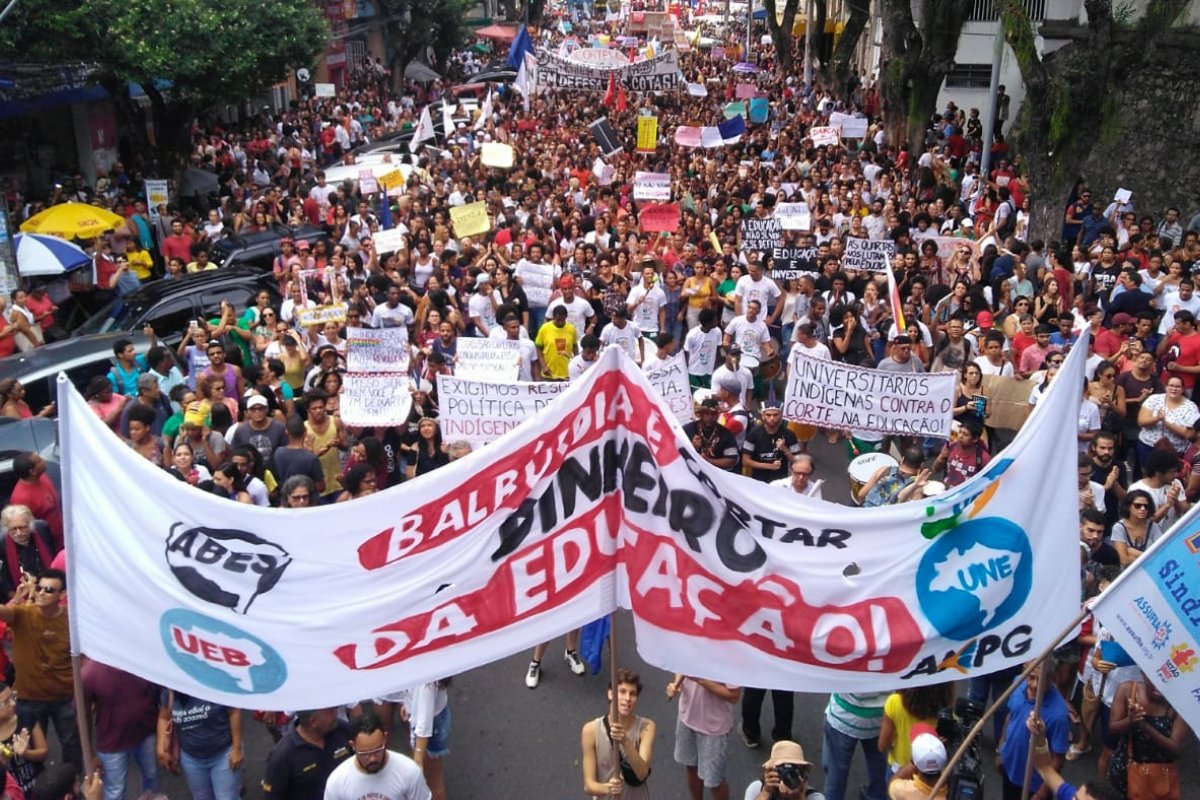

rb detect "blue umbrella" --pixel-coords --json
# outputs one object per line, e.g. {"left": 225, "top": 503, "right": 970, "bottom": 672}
{"left": 13, "top": 233, "right": 92, "bottom": 277}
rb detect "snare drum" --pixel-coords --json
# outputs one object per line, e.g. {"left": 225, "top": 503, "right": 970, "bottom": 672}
{"left": 847, "top": 452, "right": 898, "bottom": 506}
{"left": 923, "top": 480, "right": 947, "bottom": 497}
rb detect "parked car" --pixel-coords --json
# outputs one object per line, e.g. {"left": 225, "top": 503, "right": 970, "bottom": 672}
{"left": 0, "top": 417, "right": 60, "bottom": 501}
{"left": 209, "top": 224, "right": 327, "bottom": 270}
{"left": 72, "top": 267, "right": 282, "bottom": 343}
{"left": 0, "top": 332, "right": 154, "bottom": 418}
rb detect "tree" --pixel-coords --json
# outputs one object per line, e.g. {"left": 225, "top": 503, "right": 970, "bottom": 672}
{"left": 377, "top": 0, "right": 475, "bottom": 76}
{"left": 997, "top": 0, "right": 1199, "bottom": 241}
{"left": 763, "top": 0, "right": 802, "bottom": 75}
{"left": 824, "top": 0, "right": 870, "bottom": 94}
{"left": 0, "top": 0, "right": 328, "bottom": 169}
{"left": 878, "top": 0, "right": 973, "bottom": 163}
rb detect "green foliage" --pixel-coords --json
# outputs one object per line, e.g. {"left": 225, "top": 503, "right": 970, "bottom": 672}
{"left": 377, "top": 0, "right": 475, "bottom": 73}
{"left": 0, "top": 0, "right": 328, "bottom": 106}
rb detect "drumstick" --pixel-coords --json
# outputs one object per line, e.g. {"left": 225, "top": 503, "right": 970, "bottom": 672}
{"left": 805, "top": 479, "right": 824, "bottom": 497}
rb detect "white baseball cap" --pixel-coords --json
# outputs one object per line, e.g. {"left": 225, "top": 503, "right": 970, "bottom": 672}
{"left": 911, "top": 733, "right": 947, "bottom": 774}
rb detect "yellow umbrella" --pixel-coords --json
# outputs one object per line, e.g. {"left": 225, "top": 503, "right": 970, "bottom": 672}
{"left": 19, "top": 202, "right": 126, "bottom": 240}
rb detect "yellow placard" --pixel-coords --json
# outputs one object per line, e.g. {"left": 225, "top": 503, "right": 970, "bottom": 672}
{"left": 481, "top": 142, "right": 515, "bottom": 169}
{"left": 450, "top": 202, "right": 492, "bottom": 239}
{"left": 636, "top": 116, "right": 658, "bottom": 153}
{"left": 378, "top": 169, "right": 405, "bottom": 190}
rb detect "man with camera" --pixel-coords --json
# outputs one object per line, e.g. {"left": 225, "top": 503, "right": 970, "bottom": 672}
{"left": 743, "top": 740, "right": 825, "bottom": 800}
{"left": 886, "top": 731, "right": 947, "bottom": 799}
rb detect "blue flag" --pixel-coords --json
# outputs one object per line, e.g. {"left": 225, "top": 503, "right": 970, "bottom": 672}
{"left": 379, "top": 189, "right": 393, "bottom": 231}
{"left": 579, "top": 615, "right": 610, "bottom": 675}
{"left": 718, "top": 115, "right": 746, "bottom": 142}
{"left": 506, "top": 25, "right": 534, "bottom": 70}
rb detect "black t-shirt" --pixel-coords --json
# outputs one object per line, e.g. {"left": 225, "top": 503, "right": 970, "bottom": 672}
{"left": 742, "top": 424, "right": 800, "bottom": 482}
{"left": 273, "top": 445, "right": 326, "bottom": 488}
{"left": 262, "top": 722, "right": 352, "bottom": 800}
{"left": 231, "top": 419, "right": 288, "bottom": 469}
{"left": 1091, "top": 460, "right": 1128, "bottom": 531}
{"left": 682, "top": 421, "right": 740, "bottom": 471}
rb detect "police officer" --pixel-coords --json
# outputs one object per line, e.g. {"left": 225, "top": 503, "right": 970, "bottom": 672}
{"left": 262, "top": 708, "right": 352, "bottom": 800}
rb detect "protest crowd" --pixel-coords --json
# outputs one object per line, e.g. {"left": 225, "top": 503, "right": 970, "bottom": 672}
{"left": 3, "top": 1, "right": 1200, "bottom": 799}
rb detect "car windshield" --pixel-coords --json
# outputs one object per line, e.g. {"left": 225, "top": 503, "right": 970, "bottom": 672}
{"left": 210, "top": 240, "right": 238, "bottom": 267}
{"left": 75, "top": 296, "right": 152, "bottom": 335}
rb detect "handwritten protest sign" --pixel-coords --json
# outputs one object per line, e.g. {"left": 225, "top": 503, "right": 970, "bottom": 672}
{"left": 775, "top": 202, "right": 811, "bottom": 231}
{"left": 296, "top": 303, "right": 348, "bottom": 327}
{"left": 930, "top": 236, "right": 979, "bottom": 274}
{"left": 639, "top": 203, "right": 679, "bottom": 233}
{"left": 636, "top": 116, "right": 659, "bottom": 153}
{"left": 842, "top": 238, "right": 897, "bottom": 272}
{"left": 633, "top": 171, "right": 671, "bottom": 200}
{"left": 741, "top": 218, "right": 782, "bottom": 251}
{"left": 644, "top": 354, "right": 694, "bottom": 423}
{"left": 839, "top": 117, "right": 869, "bottom": 138}
{"left": 438, "top": 376, "right": 572, "bottom": 443}
{"left": 450, "top": 202, "right": 491, "bottom": 238}
{"left": 346, "top": 327, "right": 410, "bottom": 374}
{"left": 783, "top": 353, "right": 956, "bottom": 438}
{"left": 314, "top": 83, "right": 335, "bottom": 98}
{"left": 378, "top": 169, "right": 406, "bottom": 191}
{"left": 373, "top": 228, "right": 407, "bottom": 254}
{"left": 481, "top": 142, "right": 515, "bottom": 169}
{"left": 982, "top": 374, "right": 1034, "bottom": 431}
{"left": 455, "top": 338, "right": 522, "bottom": 382}
{"left": 340, "top": 374, "right": 413, "bottom": 427}
{"left": 809, "top": 126, "right": 840, "bottom": 147}
{"left": 358, "top": 170, "right": 379, "bottom": 195}
{"left": 735, "top": 83, "right": 756, "bottom": 99}
{"left": 768, "top": 247, "right": 819, "bottom": 280}
{"left": 592, "top": 158, "right": 615, "bottom": 185}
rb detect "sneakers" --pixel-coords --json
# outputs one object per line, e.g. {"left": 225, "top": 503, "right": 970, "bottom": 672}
{"left": 741, "top": 729, "right": 761, "bottom": 749}
{"left": 525, "top": 660, "right": 541, "bottom": 689}
{"left": 565, "top": 649, "right": 586, "bottom": 675}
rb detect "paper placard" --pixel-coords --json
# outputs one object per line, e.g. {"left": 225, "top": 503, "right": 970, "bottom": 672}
{"left": 636, "top": 116, "right": 659, "bottom": 153}
{"left": 438, "top": 376, "right": 572, "bottom": 443}
{"left": 1114, "top": 188, "right": 1132, "bottom": 204}
{"left": 481, "top": 142, "right": 515, "bottom": 169}
{"left": 735, "top": 83, "right": 757, "bottom": 99}
{"left": 749, "top": 97, "right": 769, "bottom": 124}
{"left": 644, "top": 353, "right": 694, "bottom": 423}
{"left": 346, "top": 327, "right": 410, "bottom": 374}
{"left": 145, "top": 179, "right": 169, "bottom": 222}
{"left": 639, "top": 203, "right": 679, "bottom": 233}
{"left": 450, "top": 201, "right": 491, "bottom": 238}
{"left": 372, "top": 228, "right": 407, "bottom": 254}
{"left": 378, "top": 169, "right": 406, "bottom": 190}
{"left": 686, "top": 82, "right": 708, "bottom": 97}
{"left": 775, "top": 202, "right": 811, "bottom": 231}
{"left": 842, "top": 238, "right": 897, "bottom": 272}
{"left": 741, "top": 218, "right": 782, "bottom": 252}
{"left": 633, "top": 171, "right": 672, "bottom": 201}
{"left": 314, "top": 83, "right": 336, "bottom": 98}
{"left": 296, "top": 303, "right": 348, "bottom": 327}
{"left": 723, "top": 102, "right": 747, "bottom": 119}
{"left": 340, "top": 373, "right": 413, "bottom": 427}
{"left": 783, "top": 353, "right": 956, "bottom": 438}
{"left": 768, "top": 247, "right": 819, "bottom": 280}
{"left": 357, "top": 169, "right": 379, "bottom": 195}
{"left": 839, "top": 117, "right": 869, "bottom": 139}
{"left": 809, "top": 126, "right": 840, "bottom": 147}
{"left": 674, "top": 126, "right": 702, "bottom": 148}
{"left": 592, "top": 158, "right": 615, "bottom": 186}
{"left": 455, "top": 338, "right": 522, "bottom": 382}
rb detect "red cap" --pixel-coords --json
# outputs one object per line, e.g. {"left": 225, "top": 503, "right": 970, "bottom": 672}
{"left": 559, "top": 276, "right": 575, "bottom": 288}
{"left": 976, "top": 311, "right": 994, "bottom": 327}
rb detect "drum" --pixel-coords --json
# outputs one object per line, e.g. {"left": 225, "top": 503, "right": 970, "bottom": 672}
{"left": 759, "top": 353, "right": 782, "bottom": 380}
{"left": 923, "top": 480, "right": 947, "bottom": 497}
{"left": 740, "top": 353, "right": 760, "bottom": 371}
{"left": 847, "top": 452, "right": 899, "bottom": 506}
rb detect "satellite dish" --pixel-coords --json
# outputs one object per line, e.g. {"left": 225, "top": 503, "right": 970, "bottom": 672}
{"left": 296, "top": 68, "right": 311, "bottom": 83}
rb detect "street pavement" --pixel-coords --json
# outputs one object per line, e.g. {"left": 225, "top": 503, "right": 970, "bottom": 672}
{"left": 98, "top": 435, "right": 1196, "bottom": 798}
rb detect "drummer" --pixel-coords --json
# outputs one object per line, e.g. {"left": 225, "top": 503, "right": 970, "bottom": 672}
{"left": 723, "top": 299, "right": 776, "bottom": 403}
{"left": 856, "top": 445, "right": 930, "bottom": 507}
{"left": 712, "top": 345, "right": 753, "bottom": 409}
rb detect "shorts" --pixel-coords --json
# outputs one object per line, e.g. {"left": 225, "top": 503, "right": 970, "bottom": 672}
{"left": 410, "top": 705, "right": 451, "bottom": 759}
{"left": 689, "top": 374, "right": 712, "bottom": 391}
{"left": 673, "top": 718, "right": 730, "bottom": 788}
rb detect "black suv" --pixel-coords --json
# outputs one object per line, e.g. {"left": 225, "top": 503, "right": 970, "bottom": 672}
{"left": 73, "top": 267, "right": 281, "bottom": 343}
{"left": 209, "top": 224, "right": 328, "bottom": 270}
{"left": 0, "top": 331, "right": 154, "bottom": 417}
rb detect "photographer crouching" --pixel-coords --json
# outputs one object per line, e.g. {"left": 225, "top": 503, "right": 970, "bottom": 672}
{"left": 744, "top": 741, "right": 825, "bottom": 800}
{"left": 886, "top": 731, "right": 948, "bottom": 799}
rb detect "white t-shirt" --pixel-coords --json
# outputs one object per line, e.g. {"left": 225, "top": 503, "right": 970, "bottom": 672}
{"left": 323, "top": 752, "right": 431, "bottom": 800}
{"left": 1158, "top": 291, "right": 1200, "bottom": 335}
{"left": 626, "top": 283, "right": 667, "bottom": 334}
{"left": 371, "top": 302, "right": 414, "bottom": 331}
{"left": 600, "top": 320, "right": 643, "bottom": 363}
{"left": 546, "top": 296, "right": 595, "bottom": 335}
{"left": 974, "top": 355, "right": 1014, "bottom": 377}
{"left": 568, "top": 353, "right": 599, "bottom": 379}
{"left": 770, "top": 476, "right": 825, "bottom": 500}
{"left": 791, "top": 340, "right": 832, "bottom": 361}
{"left": 734, "top": 274, "right": 781, "bottom": 314}
{"left": 467, "top": 292, "right": 497, "bottom": 336}
{"left": 725, "top": 316, "right": 771, "bottom": 360}
{"left": 684, "top": 326, "right": 723, "bottom": 376}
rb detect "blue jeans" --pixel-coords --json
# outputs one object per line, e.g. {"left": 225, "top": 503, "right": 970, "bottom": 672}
{"left": 97, "top": 735, "right": 158, "bottom": 800}
{"left": 180, "top": 747, "right": 241, "bottom": 800}
{"left": 822, "top": 720, "right": 887, "bottom": 800}
{"left": 17, "top": 698, "right": 81, "bottom": 772}
{"left": 968, "top": 665, "right": 1021, "bottom": 740}
{"left": 529, "top": 306, "right": 547, "bottom": 332}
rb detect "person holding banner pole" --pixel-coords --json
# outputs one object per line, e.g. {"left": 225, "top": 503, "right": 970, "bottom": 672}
{"left": 580, "top": 667, "right": 655, "bottom": 799}
{"left": 1025, "top": 715, "right": 1122, "bottom": 800}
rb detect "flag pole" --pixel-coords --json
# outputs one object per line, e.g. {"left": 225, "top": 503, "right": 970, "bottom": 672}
{"left": 1018, "top": 658, "right": 1051, "bottom": 800}
{"left": 928, "top": 605, "right": 1090, "bottom": 798}
{"left": 608, "top": 612, "right": 618, "bottom": 727}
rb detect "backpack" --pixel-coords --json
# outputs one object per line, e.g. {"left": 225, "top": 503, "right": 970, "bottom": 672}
{"left": 995, "top": 200, "right": 1016, "bottom": 238}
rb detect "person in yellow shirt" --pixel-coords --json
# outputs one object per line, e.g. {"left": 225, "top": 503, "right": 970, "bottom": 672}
{"left": 125, "top": 238, "right": 155, "bottom": 280}
{"left": 186, "top": 244, "right": 216, "bottom": 273}
{"left": 534, "top": 305, "right": 578, "bottom": 381}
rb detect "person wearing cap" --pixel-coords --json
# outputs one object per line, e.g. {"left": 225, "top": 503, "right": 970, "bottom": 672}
{"left": 305, "top": 344, "right": 344, "bottom": 392}
{"left": 744, "top": 740, "right": 824, "bottom": 800}
{"left": 548, "top": 274, "right": 595, "bottom": 336}
{"left": 885, "top": 731, "right": 946, "bottom": 799}
{"left": 262, "top": 708, "right": 351, "bottom": 800}
{"left": 534, "top": 305, "right": 578, "bottom": 381}
{"left": 468, "top": 272, "right": 498, "bottom": 337}
{"left": 711, "top": 347, "right": 753, "bottom": 410}
{"left": 682, "top": 398, "right": 740, "bottom": 471}
{"left": 715, "top": 377, "right": 752, "bottom": 450}
{"left": 230, "top": 393, "right": 288, "bottom": 469}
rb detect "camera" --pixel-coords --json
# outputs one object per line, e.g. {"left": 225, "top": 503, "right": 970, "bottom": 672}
{"left": 774, "top": 763, "right": 807, "bottom": 790}
{"left": 936, "top": 697, "right": 985, "bottom": 800}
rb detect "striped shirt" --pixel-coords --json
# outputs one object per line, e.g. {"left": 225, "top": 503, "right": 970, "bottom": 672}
{"left": 824, "top": 692, "right": 888, "bottom": 739}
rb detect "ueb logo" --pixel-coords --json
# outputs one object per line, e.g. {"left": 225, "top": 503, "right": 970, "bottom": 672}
{"left": 160, "top": 609, "right": 287, "bottom": 695}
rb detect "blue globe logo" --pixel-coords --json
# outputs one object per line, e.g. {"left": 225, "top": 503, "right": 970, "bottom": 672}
{"left": 915, "top": 518, "right": 1033, "bottom": 640}
{"left": 160, "top": 609, "right": 287, "bottom": 695}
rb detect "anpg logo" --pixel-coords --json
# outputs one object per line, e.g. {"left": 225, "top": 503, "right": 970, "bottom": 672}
{"left": 160, "top": 609, "right": 287, "bottom": 695}
{"left": 916, "top": 518, "right": 1033, "bottom": 641}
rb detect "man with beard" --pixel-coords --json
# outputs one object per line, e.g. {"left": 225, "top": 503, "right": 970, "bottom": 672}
{"left": 263, "top": 708, "right": 352, "bottom": 800}
{"left": 1088, "top": 431, "right": 1126, "bottom": 532}
{"left": 323, "top": 713, "right": 429, "bottom": 800}
{"left": 683, "top": 398, "right": 740, "bottom": 471}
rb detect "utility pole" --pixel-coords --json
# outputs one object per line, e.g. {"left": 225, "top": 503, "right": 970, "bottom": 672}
{"left": 979, "top": 26, "right": 1004, "bottom": 184}
{"left": 803, "top": 0, "right": 814, "bottom": 85}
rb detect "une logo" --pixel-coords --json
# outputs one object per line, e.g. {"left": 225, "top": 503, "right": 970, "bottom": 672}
{"left": 915, "top": 518, "right": 1033, "bottom": 641}
{"left": 160, "top": 609, "right": 287, "bottom": 695}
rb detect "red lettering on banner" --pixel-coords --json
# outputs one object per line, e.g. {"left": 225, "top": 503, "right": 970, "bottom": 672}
{"left": 624, "top": 524, "right": 924, "bottom": 672}
{"left": 335, "top": 499, "right": 621, "bottom": 670}
{"left": 356, "top": 373, "right": 676, "bottom": 571}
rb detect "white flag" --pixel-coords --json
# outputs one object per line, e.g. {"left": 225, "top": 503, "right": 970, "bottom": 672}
{"left": 409, "top": 105, "right": 435, "bottom": 154}
{"left": 474, "top": 90, "right": 493, "bottom": 131}
{"left": 515, "top": 52, "right": 537, "bottom": 113}
{"left": 441, "top": 100, "right": 455, "bottom": 139}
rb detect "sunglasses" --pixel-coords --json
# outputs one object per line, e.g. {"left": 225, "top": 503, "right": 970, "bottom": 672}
{"left": 36, "top": 586, "right": 61, "bottom": 594}
{"left": 1132, "top": 503, "right": 1150, "bottom": 510}
{"left": 289, "top": 493, "right": 312, "bottom": 502}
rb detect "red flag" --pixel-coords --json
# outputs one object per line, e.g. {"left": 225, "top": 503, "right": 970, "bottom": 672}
{"left": 616, "top": 83, "right": 627, "bottom": 112}
{"left": 603, "top": 71, "right": 616, "bottom": 108}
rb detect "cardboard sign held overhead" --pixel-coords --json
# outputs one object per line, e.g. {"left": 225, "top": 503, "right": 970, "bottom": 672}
{"left": 481, "top": 142, "right": 515, "bottom": 169}
{"left": 450, "top": 201, "right": 492, "bottom": 238}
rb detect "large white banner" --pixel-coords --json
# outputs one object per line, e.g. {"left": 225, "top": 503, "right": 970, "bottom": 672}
{"left": 783, "top": 352, "right": 957, "bottom": 438}
{"left": 537, "top": 50, "right": 680, "bottom": 92}
{"left": 61, "top": 340, "right": 1085, "bottom": 707}
{"left": 1093, "top": 505, "right": 1200, "bottom": 735}
{"left": 454, "top": 338, "right": 522, "bottom": 382}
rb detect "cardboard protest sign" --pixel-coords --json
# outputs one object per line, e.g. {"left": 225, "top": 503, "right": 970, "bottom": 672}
{"left": 346, "top": 327, "right": 410, "bottom": 374}
{"left": 481, "top": 142, "right": 515, "bottom": 169}
{"left": 450, "top": 202, "right": 491, "bottom": 238}
{"left": 775, "top": 202, "right": 811, "bottom": 231}
{"left": 296, "top": 304, "right": 348, "bottom": 327}
{"left": 639, "top": 203, "right": 679, "bottom": 233}
{"left": 809, "top": 126, "right": 840, "bottom": 147}
{"left": 438, "top": 376, "right": 572, "bottom": 443}
{"left": 340, "top": 374, "right": 413, "bottom": 427}
{"left": 741, "top": 218, "right": 782, "bottom": 252}
{"left": 783, "top": 353, "right": 956, "bottom": 438}
{"left": 455, "top": 338, "right": 522, "bottom": 382}
{"left": 644, "top": 353, "right": 694, "bottom": 422}
{"left": 636, "top": 116, "right": 659, "bottom": 153}
{"left": 768, "top": 247, "right": 819, "bottom": 280}
{"left": 842, "top": 238, "right": 897, "bottom": 272}
{"left": 633, "top": 171, "right": 671, "bottom": 201}
{"left": 378, "top": 169, "right": 406, "bottom": 191}
{"left": 373, "top": 228, "right": 407, "bottom": 254}
{"left": 982, "top": 375, "right": 1034, "bottom": 431}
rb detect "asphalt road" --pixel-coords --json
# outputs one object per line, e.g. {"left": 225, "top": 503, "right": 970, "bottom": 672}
{"left": 87, "top": 435, "right": 1197, "bottom": 798}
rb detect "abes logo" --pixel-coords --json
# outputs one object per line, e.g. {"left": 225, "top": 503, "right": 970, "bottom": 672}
{"left": 916, "top": 517, "right": 1033, "bottom": 641}
{"left": 165, "top": 524, "right": 291, "bottom": 614}
{"left": 160, "top": 609, "right": 287, "bottom": 695}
